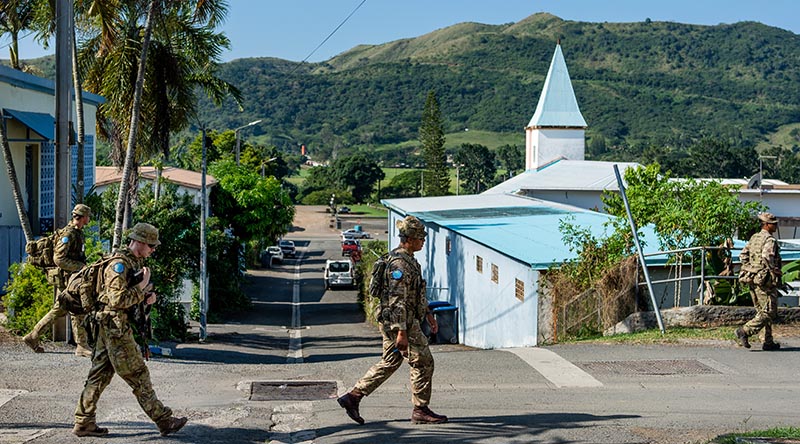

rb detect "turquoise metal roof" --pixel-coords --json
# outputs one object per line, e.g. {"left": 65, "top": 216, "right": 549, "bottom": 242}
{"left": 414, "top": 205, "right": 619, "bottom": 270}
{"left": 527, "top": 44, "right": 587, "bottom": 128}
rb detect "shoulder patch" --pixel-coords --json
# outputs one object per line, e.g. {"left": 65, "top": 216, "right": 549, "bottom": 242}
{"left": 113, "top": 262, "right": 126, "bottom": 274}
{"left": 61, "top": 236, "right": 70, "bottom": 244}
{"left": 391, "top": 269, "right": 403, "bottom": 280}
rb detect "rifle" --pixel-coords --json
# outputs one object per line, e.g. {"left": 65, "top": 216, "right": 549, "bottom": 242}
{"left": 127, "top": 270, "right": 153, "bottom": 360}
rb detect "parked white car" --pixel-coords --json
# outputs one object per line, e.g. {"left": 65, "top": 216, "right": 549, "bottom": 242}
{"left": 324, "top": 259, "right": 355, "bottom": 289}
{"left": 279, "top": 239, "right": 296, "bottom": 257}
{"left": 261, "top": 246, "right": 283, "bottom": 267}
{"left": 340, "top": 229, "right": 370, "bottom": 239}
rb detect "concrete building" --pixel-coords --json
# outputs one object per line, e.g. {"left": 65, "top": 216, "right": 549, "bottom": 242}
{"left": 0, "top": 66, "right": 104, "bottom": 291}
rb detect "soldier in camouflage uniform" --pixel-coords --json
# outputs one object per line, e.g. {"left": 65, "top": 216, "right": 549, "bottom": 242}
{"left": 72, "top": 223, "right": 187, "bottom": 437}
{"left": 338, "top": 216, "right": 448, "bottom": 425}
{"left": 735, "top": 212, "right": 782, "bottom": 351}
{"left": 24, "top": 204, "right": 93, "bottom": 357}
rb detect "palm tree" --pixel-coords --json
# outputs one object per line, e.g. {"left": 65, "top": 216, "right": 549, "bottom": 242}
{"left": 71, "top": 0, "right": 239, "bottom": 245}
{"left": 0, "top": 112, "right": 34, "bottom": 242}
{"left": 0, "top": 0, "right": 35, "bottom": 71}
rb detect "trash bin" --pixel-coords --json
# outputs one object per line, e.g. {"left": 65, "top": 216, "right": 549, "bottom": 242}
{"left": 336, "top": 219, "right": 342, "bottom": 229}
{"left": 422, "top": 301, "right": 458, "bottom": 344}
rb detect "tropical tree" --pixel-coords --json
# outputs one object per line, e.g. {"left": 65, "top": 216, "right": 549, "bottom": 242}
{"left": 209, "top": 160, "right": 295, "bottom": 248}
{"left": 382, "top": 170, "right": 423, "bottom": 198}
{"left": 419, "top": 89, "right": 449, "bottom": 196}
{"left": 453, "top": 143, "right": 496, "bottom": 194}
{"left": 70, "top": 0, "right": 240, "bottom": 247}
{"left": 0, "top": 114, "right": 33, "bottom": 241}
{"left": 496, "top": 144, "right": 524, "bottom": 178}
{"left": 332, "top": 153, "right": 384, "bottom": 203}
{"left": 0, "top": 0, "right": 35, "bottom": 71}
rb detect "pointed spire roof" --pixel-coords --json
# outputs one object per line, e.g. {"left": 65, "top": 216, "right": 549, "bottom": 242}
{"left": 527, "top": 44, "right": 587, "bottom": 128}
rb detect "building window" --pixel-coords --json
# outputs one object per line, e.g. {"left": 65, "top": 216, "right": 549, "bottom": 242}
{"left": 446, "top": 237, "right": 451, "bottom": 255}
{"left": 515, "top": 279, "right": 525, "bottom": 302}
{"left": 476, "top": 256, "right": 483, "bottom": 273}
{"left": 491, "top": 264, "right": 499, "bottom": 283}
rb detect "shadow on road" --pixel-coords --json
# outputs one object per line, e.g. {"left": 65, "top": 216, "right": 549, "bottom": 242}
{"left": 311, "top": 412, "right": 642, "bottom": 443}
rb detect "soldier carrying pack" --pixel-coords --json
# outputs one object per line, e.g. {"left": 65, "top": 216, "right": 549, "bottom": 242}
{"left": 57, "top": 255, "right": 116, "bottom": 316}
{"left": 25, "top": 229, "right": 63, "bottom": 270}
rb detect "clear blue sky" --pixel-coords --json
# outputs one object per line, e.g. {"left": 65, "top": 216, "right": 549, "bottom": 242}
{"left": 4, "top": 0, "right": 800, "bottom": 63}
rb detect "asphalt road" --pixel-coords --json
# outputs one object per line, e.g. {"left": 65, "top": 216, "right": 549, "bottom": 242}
{"left": 2, "top": 207, "right": 800, "bottom": 443}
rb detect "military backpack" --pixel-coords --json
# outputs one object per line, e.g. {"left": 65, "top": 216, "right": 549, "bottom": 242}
{"left": 57, "top": 255, "right": 115, "bottom": 315}
{"left": 25, "top": 229, "right": 64, "bottom": 269}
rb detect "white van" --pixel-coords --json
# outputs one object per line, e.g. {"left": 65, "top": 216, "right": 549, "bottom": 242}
{"left": 324, "top": 259, "right": 354, "bottom": 289}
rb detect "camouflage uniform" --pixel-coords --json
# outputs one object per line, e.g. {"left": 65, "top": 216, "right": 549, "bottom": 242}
{"left": 26, "top": 204, "right": 90, "bottom": 350}
{"left": 739, "top": 226, "right": 782, "bottom": 344}
{"left": 75, "top": 224, "right": 180, "bottom": 434}
{"left": 354, "top": 246, "right": 434, "bottom": 406}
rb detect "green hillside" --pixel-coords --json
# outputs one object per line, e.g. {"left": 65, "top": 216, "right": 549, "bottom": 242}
{"left": 18, "top": 13, "right": 800, "bottom": 165}
{"left": 192, "top": 13, "right": 800, "bottom": 162}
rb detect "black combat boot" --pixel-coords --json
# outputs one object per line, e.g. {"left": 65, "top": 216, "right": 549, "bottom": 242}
{"left": 157, "top": 416, "right": 188, "bottom": 436}
{"left": 411, "top": 406, "right": 448, "bottom": 424}
{"left": 762, "top": 341, "right": 781, "bottom": 351}
{"left": 337, "top": 391, "right": 365, "bottom": 425}
{"left": 734, "top": 327, "right": 751, "bottom": 349}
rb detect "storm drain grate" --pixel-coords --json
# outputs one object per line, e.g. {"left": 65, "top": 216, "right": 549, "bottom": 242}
{"left": 250, "top": 381, "right": 338, "bottom": 401}
{"left": 575, "top": 359, "right": 720, "bottom": 376}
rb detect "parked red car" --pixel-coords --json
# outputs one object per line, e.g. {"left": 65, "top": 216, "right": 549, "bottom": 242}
{"left": 341, "top": 239, "right": 361, "bottom": 256}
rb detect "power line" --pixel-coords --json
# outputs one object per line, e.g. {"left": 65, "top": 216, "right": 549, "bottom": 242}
{"left": 296, "top": 0, "right": 367, "bottom": 66}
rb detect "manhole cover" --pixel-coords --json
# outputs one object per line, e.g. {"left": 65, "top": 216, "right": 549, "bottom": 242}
{"left": 250, "top": 381, "right": 338, "bottom": 401}
{"left": 575, "top": 359, "right": 720, "bottom": 376}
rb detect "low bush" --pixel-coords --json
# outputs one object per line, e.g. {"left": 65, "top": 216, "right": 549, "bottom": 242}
{"left": 2, "top": 263, "right": 54, "bottom": 336}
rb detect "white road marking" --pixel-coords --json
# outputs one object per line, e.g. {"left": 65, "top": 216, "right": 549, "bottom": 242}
{"left": 0, "top": 389, "right": 25, "bottom": 408}
{"left": 287, "top": 249, "right": 305, "bottom": 364}
{"left": 504, "top": 348, "right": 603, "bottom": 388}
{"left": 0, "top": 390, "right": 51, "bottom": 444}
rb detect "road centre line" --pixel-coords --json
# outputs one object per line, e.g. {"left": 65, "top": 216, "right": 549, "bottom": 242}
{"left": 504, "top": 347, "right": 603, "bottom": 388}
{"left": 287, "top": 249, "right": 304, "bottom": 364}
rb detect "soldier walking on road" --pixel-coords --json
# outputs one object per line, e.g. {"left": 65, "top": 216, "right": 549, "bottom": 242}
{"left": 338, "top": 215, "right": 448, "bottom": 425}
{"left": 24, "top": 204, "right": 93, "bottom": 357}
{"left": 72, "top": 223, "right": 187, "bottom": 437}
{"left": 736, "top": 212, "right": 782, "bottom": 351}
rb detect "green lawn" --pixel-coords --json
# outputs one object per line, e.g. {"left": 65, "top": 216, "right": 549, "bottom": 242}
{"left": 708, "top": 427, "right": 800, "bottom": 443}
{"left": 343, "top": 204, "right": 387, "bottom": 217}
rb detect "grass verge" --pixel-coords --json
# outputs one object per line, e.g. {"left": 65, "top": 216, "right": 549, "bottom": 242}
{"left": 709, "top": 427, "right": 800, "bottom": 443}
{"left": 561, "top": 326, "right": 735, "bottom": 344}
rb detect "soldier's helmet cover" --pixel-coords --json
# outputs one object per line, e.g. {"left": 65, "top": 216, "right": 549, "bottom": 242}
{"left": 396, "top": 216, "right": 426, "bottom": 239}
{"left": 72, "top": 203, "right": 92, "bottom": 218}
{"left": 758, "top": 212, "right": 778, "bottom": 224}
{"left": 128, "top": 222, "right": 161, "bottom": 246}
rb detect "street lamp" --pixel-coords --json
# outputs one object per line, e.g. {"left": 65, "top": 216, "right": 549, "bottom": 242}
{"left": 261, "top": 157, "right": 278, "bottom": 177}
{"left": 234, "top": 119, "right": 262, "bottom": 165}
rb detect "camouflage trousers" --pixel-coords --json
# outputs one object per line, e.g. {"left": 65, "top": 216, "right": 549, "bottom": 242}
{"left": 28, "top": 298, "right": 88, "bottom": 348}
{"left": 354, "top": 319, "right": 435, "bottom": 407}
{"left": 74, "top": 313, "right": 171, "bottom": 426}
{"left": 742, "top": 284, "right": 778, "bottom": 343}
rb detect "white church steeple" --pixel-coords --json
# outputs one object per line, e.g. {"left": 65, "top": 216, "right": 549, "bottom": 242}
{"left": 525, "top": 42, "right": 587, "bottom": 170}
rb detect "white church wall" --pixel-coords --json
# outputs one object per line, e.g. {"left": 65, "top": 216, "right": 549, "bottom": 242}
{"left": 526, "top": 128, "right": 585, "bottom": 170}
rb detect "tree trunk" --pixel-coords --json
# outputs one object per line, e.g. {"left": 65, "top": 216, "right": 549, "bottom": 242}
{"left": 9, "top": 30, "right": 20, "bottom": 71}
{"left": 112, "top": 0, "right": 156, "bottom": 248}
{"left": 0, "top": 111, "right": 34, "bottom": 242}
{"left": 72, "top": 30, "right": 86, "bottom": 203}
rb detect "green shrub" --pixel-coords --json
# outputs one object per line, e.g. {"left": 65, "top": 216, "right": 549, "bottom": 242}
{"left": 2, "top": 263, "right": 54, "bottom": 336}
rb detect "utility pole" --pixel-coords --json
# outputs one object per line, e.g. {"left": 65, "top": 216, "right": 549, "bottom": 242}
{"left": 55, "top": 0, "right": 73, "bottom": 229}
{"left": 53, "top": 0, "right": 73, "bottom": 342}
{"left": 200, "top": 128, "right": 209, "bottom": 342}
